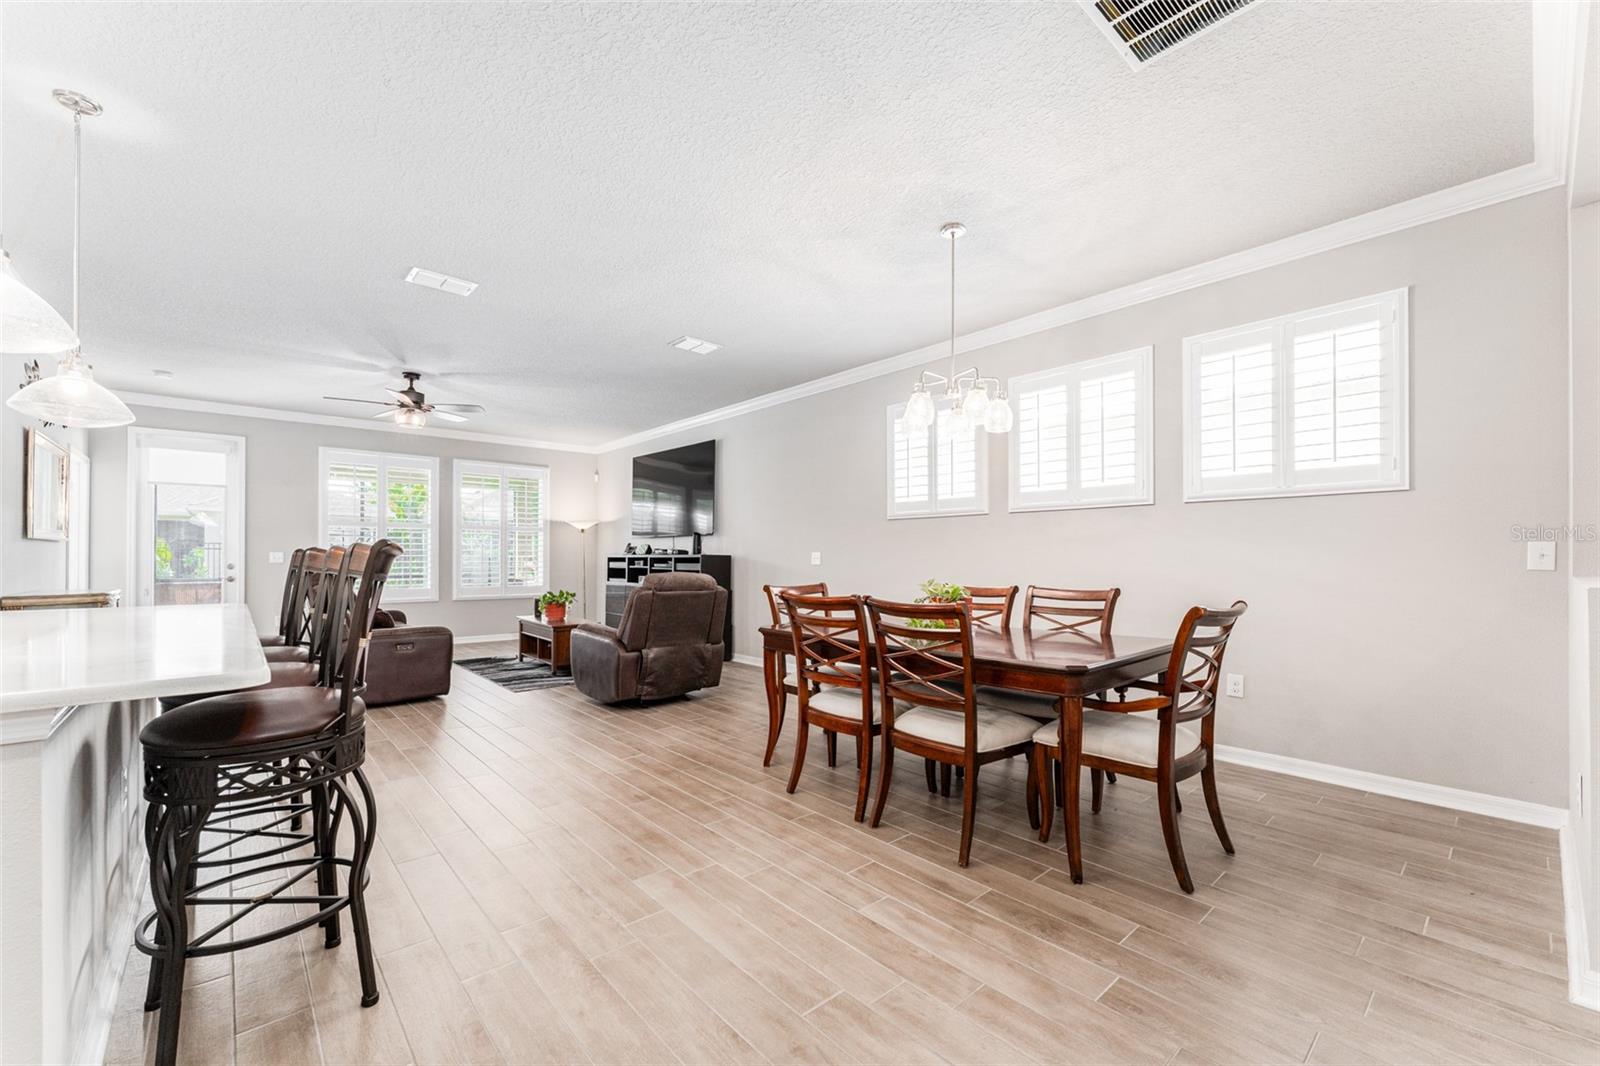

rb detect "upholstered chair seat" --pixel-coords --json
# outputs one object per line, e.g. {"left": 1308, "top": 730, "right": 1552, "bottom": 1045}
{"left": 974, "top": 686, "right": 1057, "bottom": 720}
{"left": 263, "top": 645, "right": 312, "bottom": 663}
{"left": 895, "top": 704, "right": 1039, "bottom": 752}
{"left": 143, "top": 687, "right": 356, "bottom": 754}
{"left": 158, "top": 660, "right": 318, "bottom": 711}
{"left": 1032, "top": 710, "right": 1200, "bottom": 769}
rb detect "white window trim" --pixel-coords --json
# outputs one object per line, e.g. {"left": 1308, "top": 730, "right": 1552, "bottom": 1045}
{"left": 1182, "top": 288, "right": 1411, "bottom": 503}
{"left": 452, "top": 459, "right": 553, "bottom": 601}
{"left": 1007, "top": 347, "right": 1154, "bottom": 514}
{"left": 885, "top": 400, "right": 990, "bottom": 520}
{"left": 317, "top": 447, "right": 439, "bottom": 602}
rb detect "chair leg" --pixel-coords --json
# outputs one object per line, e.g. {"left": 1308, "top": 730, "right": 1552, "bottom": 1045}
{"left": 1062, "top": 699, "right": 1085, "bottom": 884}
{"left": 1201, "top": 759, "right": 1234, "bottom": 854}
{"left": 1174, "top": 788, "right": 1182, "bottom": 813}
{"left": 1038, "top": 750, "right": 1055, "bottom": 843}
{"left": 853, "top": 730, "right": 873, "bottom": 823}
{"left": 347, "top": 768, "right": 382, "bottom": 1006}
{"left": 939, "top": 764, "right": 953, "bottom": 797}
{"left": 1106, "top": 771, "right": 1117, "bottom": 784}
{"left": 957, "top": 762, "right": 979, "bottom": 867}
{"left": 924, "top": 758, "right": 938, "bottom": 793}
{"left": 1157, "top": 776, "right": 1194, "bottom": 893}
{"left": 1090, "top": 768, "right": 1104, "bottom": 815}
{"left": 1025, "top": 746, "right": 1041, "bottom": 832}
{"left": 786, "top": 713, "right": 809, "bottom": 795}
{"left": 825, "top": 730, "right": 838, "bottom": 768}
{"left": 146, "top": 801, "right": 205, "bottom": 1066}
{"left": 869, "top": 736, "right": 894, "bottom": 828}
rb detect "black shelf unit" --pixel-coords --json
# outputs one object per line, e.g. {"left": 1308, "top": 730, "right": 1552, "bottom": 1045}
{"left": 604, "top": 553, "right": 733, "bottom": 660}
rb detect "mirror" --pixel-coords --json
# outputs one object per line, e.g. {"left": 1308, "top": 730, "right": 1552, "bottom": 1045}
{"left": 24, "top": 428, "right": 70, "bottom": 541}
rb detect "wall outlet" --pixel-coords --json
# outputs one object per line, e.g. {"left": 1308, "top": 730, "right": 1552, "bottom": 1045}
{"left": 810, "top": 551, "right": 822, "bottom": 566}
{"left": 268, "top": 551, "right": 285, "bottom": 564}
{"left": 1225, "top": 674, "right": 1245, "bottom": 698}
{"left": 1525, "top": 540, "right": 1556, "bottom": 571}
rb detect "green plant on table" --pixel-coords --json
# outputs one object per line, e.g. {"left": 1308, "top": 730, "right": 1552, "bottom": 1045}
{"left": 538, "top": 589, "right": 576, "bottom": 609}
{"left": 909, "top": 579, "right": 967, "bottom": 628}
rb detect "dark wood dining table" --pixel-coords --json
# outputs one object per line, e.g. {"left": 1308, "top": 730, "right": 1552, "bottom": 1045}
{"left": 759, "top": 622, "right": 1176, "bottom": 877}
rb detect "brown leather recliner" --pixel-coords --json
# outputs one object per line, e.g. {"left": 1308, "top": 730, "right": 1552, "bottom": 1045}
{"left": 572, "top": 572, "right": 728, "bottom": 703}
{"left": 360, "top": 609, "right": 454, "bottom": 706}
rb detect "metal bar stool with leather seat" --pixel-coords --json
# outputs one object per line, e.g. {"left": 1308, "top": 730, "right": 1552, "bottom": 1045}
{"left": 258, "top": 547, "right": 307, "bottom": 648}
{"left": 165, "top": 548, "right": 348, "bottom": 708}
{"left": 135, "top": 539, "right": 401, "bottom": 1066}
{"left": 1031, "top": 601, "right": 1247, "bottom": 892}
{"left": 262, "top": 547, "right": 325, "bottom": 663}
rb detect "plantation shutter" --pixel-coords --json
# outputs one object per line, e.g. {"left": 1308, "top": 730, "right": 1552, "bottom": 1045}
{"left": 1008, "top": 348, "right": 1152, "bottom": 511}
{"left": 1288, "top": 296, "right": 1399, "bottom": 488}
{"left": 935, "top": 409, "right": 979, "bottom": 508}
{"left": 1016, "top": 380, "right": 1070, "bottom": 496}
{"left": 318, "top": 449, "right": 438, "bottom": 600}
{"left": 1192, "top": 328, "right": 1277, "bottom": 495}
{"left": 455, "top": 461, "right": 550, "bottom": 597}
{"left": 457, "top": 470, "right": 503, "bottom": 592}
{"left": 887, "top": 408, "right": 932, "bottom": 517}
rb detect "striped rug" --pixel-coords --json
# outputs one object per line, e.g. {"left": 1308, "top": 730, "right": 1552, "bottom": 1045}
{"left": 454, "top": 656, "right": 576, "bottom": 693}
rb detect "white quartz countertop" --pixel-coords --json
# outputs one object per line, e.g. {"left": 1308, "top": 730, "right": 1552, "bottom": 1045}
{"left": 0, "top": 604, "right": 271, "bottom": 718}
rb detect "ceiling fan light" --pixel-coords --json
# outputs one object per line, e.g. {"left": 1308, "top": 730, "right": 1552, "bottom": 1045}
{"left": 5, "top": 350, "right": 134, "bottom": 428}
{"left": 0, "top": 250, "right": 79, "bottom": 356}
{"left": 394, "top": 406, "right": 427, "bottom": 429}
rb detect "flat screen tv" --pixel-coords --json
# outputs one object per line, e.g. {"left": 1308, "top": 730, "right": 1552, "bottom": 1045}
{"left": 631, "top": 439, "right": 715, "bottom": 537}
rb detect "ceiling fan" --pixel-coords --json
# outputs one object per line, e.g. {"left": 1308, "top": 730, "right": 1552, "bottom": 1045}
{"left": 323, "top": 371, "right": 485, "bottom": 428}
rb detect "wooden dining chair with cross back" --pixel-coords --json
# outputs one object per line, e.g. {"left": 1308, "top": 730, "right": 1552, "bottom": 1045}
{"left": 864, "top": 597, "right": 1040, "bottom": 866}
{"left": 1031, "top": 600, "right": 1247, "bottom": 892}
{"left": 963, "top": 585, "right": 1017, "bottom": 629}
{"left": 763, "top": 581, "right": 833, "bottom": 765}
{"left": 977, "top": 586, "right": 1121, "bottom": 726}
{"left": 780, "top": 591, "right": 882, "bottom": 821}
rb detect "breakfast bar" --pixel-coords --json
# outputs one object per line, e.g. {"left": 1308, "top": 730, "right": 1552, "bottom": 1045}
{"left": 0, "top": 604, "right": 269, "bottom": 1066}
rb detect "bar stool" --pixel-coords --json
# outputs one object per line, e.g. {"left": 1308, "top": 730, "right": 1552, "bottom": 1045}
{"left": 258, "top": 547, "right": 307, "bottom": 648}
{"left": 136, "top": 539, "right": 400, "bottom": 1066}
{"left": 263, "top": 547, "right": 336, "bottom": 664}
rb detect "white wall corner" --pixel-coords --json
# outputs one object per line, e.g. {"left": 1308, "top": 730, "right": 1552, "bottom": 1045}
{"left": 1560, "top": 823, "right": 1600, "bottom": 1010}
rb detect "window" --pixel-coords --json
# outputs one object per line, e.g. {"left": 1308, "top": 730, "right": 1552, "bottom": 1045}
{"left": 318, "top": 448, "right": 438, "bottom": 602}
{"left": 886, "top": 399, "right": 987, "bottom": 518}
{"left": 1008, "top": 347, "right": 1153, "bottom": 512}
{"left": 1183, "top": 289, "right": 1409, "bottom": 501}
{"left": 454, "top": 461, "right": 550, "bottom": 599}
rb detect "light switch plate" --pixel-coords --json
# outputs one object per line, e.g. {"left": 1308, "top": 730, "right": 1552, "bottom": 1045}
{"left": 1225, "top": 674, "right": 1244, "bottom": 698}
{"left": 1526, "top": 541, "right": 1556, "bottom": 571}
{"left": 268, "top": 551, "right": 285, "bottom": 564}
{"left": 810, "top": 551, "right": 822, "bottom": 566}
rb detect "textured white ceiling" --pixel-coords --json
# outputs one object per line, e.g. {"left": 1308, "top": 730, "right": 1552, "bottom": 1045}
{"left": 2, "top": 1, "right": 1533, "bottom": 445}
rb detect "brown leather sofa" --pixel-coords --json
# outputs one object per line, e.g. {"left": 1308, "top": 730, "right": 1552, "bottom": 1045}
{"left": 571, "top": 572, "right": 728, "bottom": 703}
{"left": 360, "top": 609, "right": 454, "bottom": 706}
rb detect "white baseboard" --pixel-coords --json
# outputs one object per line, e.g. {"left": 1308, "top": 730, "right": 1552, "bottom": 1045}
{"left": 1558, "top": 823, "right": 1600, "bottom": 1010}
{"left": 731, "top": 653, "right": 762, "bottom": 669}
{"left": 1215, "top": 744, "right": 1568, "bottom": 829}
{"left": 455, "top": 632, "right": 518, "bottom": 645}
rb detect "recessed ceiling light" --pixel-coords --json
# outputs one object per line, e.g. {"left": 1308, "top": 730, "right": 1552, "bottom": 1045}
{"left": 669, "top": 335, "right": 721, "bottom": 355}
{"left": 405, "top": 266, "right": 478, "bottom": 296}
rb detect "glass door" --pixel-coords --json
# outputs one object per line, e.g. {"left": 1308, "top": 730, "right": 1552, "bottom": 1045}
{"left": 129, "top": 430, "right": 246, "bottom": 606}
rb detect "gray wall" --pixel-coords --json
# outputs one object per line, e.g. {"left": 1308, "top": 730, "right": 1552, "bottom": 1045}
{"left": 0, "top": 397, "right": 86, "bottom": 596}
{"left": 88, "top": 407, "right": 598, "bottom": 638}
{"left": 599, "top": 189, "right": 1571, "bottom": 807}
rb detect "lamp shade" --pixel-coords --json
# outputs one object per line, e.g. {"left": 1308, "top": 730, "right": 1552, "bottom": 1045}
{"left": 0, "top": 251, "right": 78, "bottom": 356}
{"left": 5, "top": 351, "right": 134, "bottom": 428}
{"left": 565, "top": 520, "right": 599, "bottom": 532}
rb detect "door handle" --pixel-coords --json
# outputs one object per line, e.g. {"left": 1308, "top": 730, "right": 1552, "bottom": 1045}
{"left": 225, "top": 576, "right": 237, "bottom": 583}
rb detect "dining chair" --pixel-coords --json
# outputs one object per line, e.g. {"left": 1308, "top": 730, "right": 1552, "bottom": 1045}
{"left": 1032, "top": 601, "right": 1248, "bottom": 893}
{"left": 977, "top": 586, "right": 1123, "bottom": 722}
{"left": 259, "top": 548, "right": 308, "bottom": 648}
{"left": 763, "top": 582, "right": 838, "bottom": 762}
{"left": 963, "top": 585, "right": 1018, "bottom": 629}
{"left": 780, "top": 592, "right": 881, "bottom": 821}
{"left": 864, "top": 597, "right": 1040, "bottom": 866}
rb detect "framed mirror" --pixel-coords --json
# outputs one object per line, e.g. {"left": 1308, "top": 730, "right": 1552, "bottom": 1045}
{"left": 24, "top": 428, "right": 70, "bottom": 541}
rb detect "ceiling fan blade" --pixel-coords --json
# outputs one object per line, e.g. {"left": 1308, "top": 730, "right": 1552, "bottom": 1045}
{"left": 430, "top": 403, "right": 486, "bottom": 413}
{"left": 385, "top": 388, "right": 411, "bottom": 402}
{"left": 369, "top": 409, "right": 400, "bottom": 420}
{"left": 323, "top": 396, "right": 399, "bottom": 406}
{"left": 429, "top": 409, "right": 469, "bottom": 423}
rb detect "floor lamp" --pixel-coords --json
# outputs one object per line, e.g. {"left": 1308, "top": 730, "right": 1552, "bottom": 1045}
{"left": 565, "top": 520, "right": 599, "bottom": 621}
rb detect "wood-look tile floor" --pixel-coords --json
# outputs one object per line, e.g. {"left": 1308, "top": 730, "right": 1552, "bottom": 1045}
{"left": 106, "top": 655, "right": 1594, "bottom": 1065}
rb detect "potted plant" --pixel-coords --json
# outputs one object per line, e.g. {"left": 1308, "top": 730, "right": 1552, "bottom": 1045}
{"left": 911, "top": 580, "right": 968, "bottom": 628}
{"left": 539, "top": 589, "right": 576, "bottom": 624}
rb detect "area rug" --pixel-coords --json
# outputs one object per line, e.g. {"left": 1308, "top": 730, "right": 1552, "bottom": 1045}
{"left": 455, "top": 656, "right": 575, "bottom": 693}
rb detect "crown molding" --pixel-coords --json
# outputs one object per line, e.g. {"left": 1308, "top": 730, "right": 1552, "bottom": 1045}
{"left": 596, "top": 5, "right": 1586, "bottom": 456}
{"left": 117, "top": 391, "right": 603, "bottom": 454}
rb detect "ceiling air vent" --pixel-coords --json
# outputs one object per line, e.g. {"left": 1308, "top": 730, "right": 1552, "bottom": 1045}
{"left": 1079, "top": 0, "right": 1260, "bottom": 69}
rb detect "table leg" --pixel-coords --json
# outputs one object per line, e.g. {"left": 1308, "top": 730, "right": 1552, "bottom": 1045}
{"left": 1060, "top": 693, "right": 1085, "bottom": 884}
{"left": 762, "top": 648, "right": 786, "bottom": 767}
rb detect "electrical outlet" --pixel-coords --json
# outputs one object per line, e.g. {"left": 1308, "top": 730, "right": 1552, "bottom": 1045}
{"left": 810, "top": 551, "right": 822, "bottom": 566}
{"left": 1225, "top": 674, "right": 1244, "bottom": 698}
{"left": 268, "top": 551, "right": 285, "bottom": 564}
{"left": 1526, "top": 541, "right": 1556, "bottom": 571}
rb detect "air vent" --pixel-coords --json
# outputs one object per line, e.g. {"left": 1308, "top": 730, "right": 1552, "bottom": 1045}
{"left": 669, "top": 336, "right": 722, "bottom": 355}
{"left": 1079, "top": 0, "right": 1259, "bottom": 69}
{"left": 404, "top": 267, "right": 478, "bottom": 296}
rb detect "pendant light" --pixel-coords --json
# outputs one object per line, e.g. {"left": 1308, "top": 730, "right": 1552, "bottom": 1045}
{"left": 6, "top": 90, "right": 134, "bottom": 429}
{"left": 0, "top": 247, "right": 78, "bottom": 355}
{"left": 901, "top": 222, "right": 1010, "bottom": 437}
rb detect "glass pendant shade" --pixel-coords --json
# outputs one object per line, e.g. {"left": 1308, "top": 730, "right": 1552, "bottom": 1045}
{"left": 963, "top": 382, "right": 991, "bottom": 421}
{"left": 1, "top": 251, "right": 79, "bottom": 355}
{"left": 903, "top": 385, "right": 936, "bottom": 431}
{"left": 944, "top": 400, "right": 975, "bottom": 439}
{"left": 5, "top": 350, "right": 134, "bottom": 427}
{"left": 395, "top": 407, "right": 427, "bottom": 428}
{"left": 984, "top": 393, "right": 1014, "bottom": 433}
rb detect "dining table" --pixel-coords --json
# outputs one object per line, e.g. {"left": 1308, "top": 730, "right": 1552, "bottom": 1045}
{"left": 758, "top": 621, "right": 1176, "bottom": 875}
